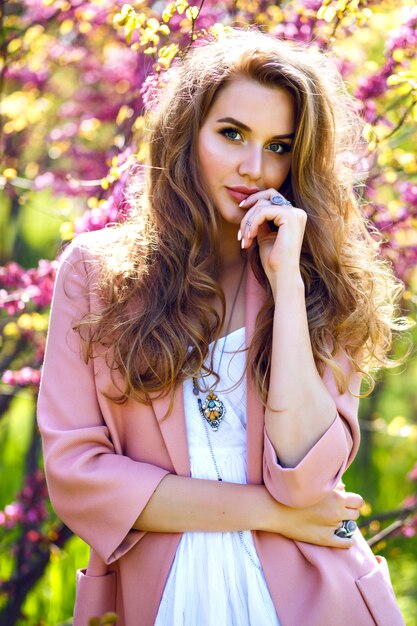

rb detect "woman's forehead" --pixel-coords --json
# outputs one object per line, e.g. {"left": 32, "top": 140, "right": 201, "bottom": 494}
{"left": 205, "top": 77, "right": 296, "bottom": 135}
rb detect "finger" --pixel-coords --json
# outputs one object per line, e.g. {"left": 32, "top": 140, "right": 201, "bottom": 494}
{"left": 241, "top": 204, "right": 293, "bottom": 247}
{"left": 312, "top": 526, "right": 355, "bottom": 550}
{"left": 240, "top": 207, "right": 272, "bottom": 247}
{"left": 242, "top": 204, "right": 284, "bottom": 240}
{"left": 239, "top": 188, "right": 293, "bottom": 210}
{"left": 331, "top": 534, "right": 355, "bottom": 550}
{"left": 239, "top": 187, "right": 280, "bottom": 209}
{"left": 344, "top": 492, "right": 364, "bottom": 510}
{"left": 346, "top": 508, "right": 361, "bottom": 521}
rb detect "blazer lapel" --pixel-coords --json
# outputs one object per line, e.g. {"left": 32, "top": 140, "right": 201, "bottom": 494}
{"left": 152, "top": 388, "right": 191, "bottom": 477}
{"left": 245, "top": 266, "right": 267, "bottom": 485}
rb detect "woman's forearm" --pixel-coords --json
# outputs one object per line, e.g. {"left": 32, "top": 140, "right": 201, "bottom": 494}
{"left": 266, "top": 268, "right": 337, "bottom": 467}
{"left": 133, "top": 474, "right": 362, "bottom": 549}
{"left": 133, "top": 474, "right": 268, "bottom": 533}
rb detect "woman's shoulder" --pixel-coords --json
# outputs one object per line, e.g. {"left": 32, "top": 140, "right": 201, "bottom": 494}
{"left": 68, "top": 224, "right": 132, "bottom": 258}
{"left": 59, "top": 225, "right": 138, "bottom": 273}
{"left": 56, "top": 224, "right": 139, "bottom": 295}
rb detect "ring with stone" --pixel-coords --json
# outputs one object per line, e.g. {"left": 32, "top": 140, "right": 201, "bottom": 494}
{"left": 271, "top": 195, "right": 292, "bottom": 206}
{"left": 334, "top": 520, "right": 357, "bottom": 539}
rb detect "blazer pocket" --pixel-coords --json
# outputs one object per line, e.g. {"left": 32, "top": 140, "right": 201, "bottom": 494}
{"left": 73, "top": 568, "right": 117, "bottom": 626}
{"left": 355, "top": 556, "right": 405, "bottom": 626}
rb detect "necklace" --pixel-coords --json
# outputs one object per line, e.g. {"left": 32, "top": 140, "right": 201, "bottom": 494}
{"left": 194, "top": 329, "right": 263, "bottom": 572}
{"left": 190, "top": 263, "right": 263, "bottom": 573}
{"left": 192, "top": 261, "right": 246, "bottom": 432}
{"left": 198, "top": 388, "right": 262, "bottom": 572}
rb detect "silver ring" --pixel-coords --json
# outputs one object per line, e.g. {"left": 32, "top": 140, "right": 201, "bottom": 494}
{"left": 271, "top": 195, "right": 292, "bottom": 206}
{"left": 334, "top": 520, "right": 357, "bottom": 539}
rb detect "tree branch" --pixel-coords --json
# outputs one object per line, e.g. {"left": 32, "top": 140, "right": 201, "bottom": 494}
{"left": 360, "top": 503, "right": 417, "bottom": 526}
{"left": 367, "top": 520, "right": 404, "bottom": 548}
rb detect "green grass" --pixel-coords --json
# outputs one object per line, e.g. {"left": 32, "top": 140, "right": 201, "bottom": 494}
{"left": 19, "top": 536, "right": 89, "bottom": 626}
{"left": 0, "top": 392, "right": 89, "bottom": 625}
{"left": 0, "top": 393, "right": 35, "bottom": 506}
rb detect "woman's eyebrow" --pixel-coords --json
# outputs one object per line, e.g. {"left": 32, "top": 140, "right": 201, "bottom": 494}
{"left": 216, "top": 116, "right": 295, "bottom": 140}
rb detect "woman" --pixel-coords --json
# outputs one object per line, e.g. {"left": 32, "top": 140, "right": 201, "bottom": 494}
{"left": 37, "top": 29, "right": 405, "bottom": 626}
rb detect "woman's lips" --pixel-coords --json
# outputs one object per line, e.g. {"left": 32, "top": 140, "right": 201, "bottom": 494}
{"left": 226, "top": 187, "right": 259, "bottom": 204}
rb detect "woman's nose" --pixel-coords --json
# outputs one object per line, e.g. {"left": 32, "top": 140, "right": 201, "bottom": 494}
{"left": 237, "top": 145, "right": 263, "bottom": 181}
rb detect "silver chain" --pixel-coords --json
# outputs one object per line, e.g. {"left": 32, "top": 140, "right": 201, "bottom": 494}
{"left": 238, "top": 530, "right": 263, "bottom": 571}
{"left": 201, "top": 411, "right": 223, "bottom": 481}
{"left": 195, "top": 259, "right": 247, "bottom": 396}
{"left": 194, "top": 258, "right": 262, "bottom": 571}
{"left": 199, "top": 393, "right": 263, "bottom": 572}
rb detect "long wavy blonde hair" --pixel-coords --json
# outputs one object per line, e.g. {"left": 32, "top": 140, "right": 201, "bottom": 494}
{"left": 74, "top": 28, "right": 405, "bottom": 407}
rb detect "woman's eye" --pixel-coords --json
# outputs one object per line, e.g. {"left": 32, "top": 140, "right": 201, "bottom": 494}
{"left": 268, "top": 142, "right": 290, "bottom": 154}
{"left": 220, "top": 128, "right": 242, "bottom": 141}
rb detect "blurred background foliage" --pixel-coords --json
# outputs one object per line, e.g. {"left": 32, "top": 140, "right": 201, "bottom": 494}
{"left": 1, "top": 0, "right": 417, "bottom": 624}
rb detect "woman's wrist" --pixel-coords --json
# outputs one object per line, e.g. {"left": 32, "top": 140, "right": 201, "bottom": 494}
{"left": 243, "top": 484, "right": 275, "bottom": 532}
{"left": 246, "top": 484, "right": 282, "bottom": 534}
{"left": 269, "top": 265, "right": 304, "bottom": 301}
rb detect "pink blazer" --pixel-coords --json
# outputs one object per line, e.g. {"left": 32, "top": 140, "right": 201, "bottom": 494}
{"left": 37, "top": 230, "right": 405, "bottom": 626}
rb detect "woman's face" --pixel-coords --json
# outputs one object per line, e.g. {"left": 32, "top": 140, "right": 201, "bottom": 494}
{"left": 197, "top": 77, "right": 295, "bottom": 226}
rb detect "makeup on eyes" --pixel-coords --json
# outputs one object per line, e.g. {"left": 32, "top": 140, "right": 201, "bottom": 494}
{"left": 216, "top": 117, "right": 294, "bottom": 139}
{"left": 216, "top": 117, "right": 294, "bottom": 153}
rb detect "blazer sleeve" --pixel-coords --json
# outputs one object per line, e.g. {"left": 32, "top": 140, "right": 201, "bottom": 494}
{"left": 262, "top": 353, "right": 362, "bottom": 507}
{"left": 37, "top": 234, "right": 169, "bottom": 565}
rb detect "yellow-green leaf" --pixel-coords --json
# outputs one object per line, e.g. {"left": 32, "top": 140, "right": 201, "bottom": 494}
{"left": 162, "top": 2, "right": 176, "bottom": 22}
{"left": 186, "top": 6, "right": 199, "bottom": 20}
{"left": 317, "top": 5, "right": 336, "bottom": 22}
{"left": 175, "top": 0, "right": 189, "bottom": 15}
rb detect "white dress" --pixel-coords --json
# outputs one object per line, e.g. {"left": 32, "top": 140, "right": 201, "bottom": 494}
{"left": 155, "top": 327, "right": 281, "bottom": 626}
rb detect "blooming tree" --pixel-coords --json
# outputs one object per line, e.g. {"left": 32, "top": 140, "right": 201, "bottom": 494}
{"left": 1, "top": 0, "right": 416, "bottom": 622}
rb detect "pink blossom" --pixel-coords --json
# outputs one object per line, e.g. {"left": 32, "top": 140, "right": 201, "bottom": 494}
{"left": 400, "top": 183, "right": 417, "bottom": 209}
{"left": 34, "top": 172, "right": 55, "bottom": 191}
{"left": 3, "top": 503, "right": 23, "bottom": 528}
{"left": 407, "top": 464, "right": 417, "bottom": 482}
{"left": 1, "top": 367, "right": 41, "bottom": 388}
{"left": 401, "top": 526, "right": 416, "bottom": 538}
{"left": 140, "top": 73, "right": 162, "bottom": 112}
{"left": 386, "top": 7, "right": 417, "bottom": 55}
{"left": 26, "top": 530, "right": 42, "bottom": 542}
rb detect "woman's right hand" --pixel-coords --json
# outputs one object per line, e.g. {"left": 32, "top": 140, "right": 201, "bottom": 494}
{"left": 260, "top": 484, "right": 363, "bottom": 548}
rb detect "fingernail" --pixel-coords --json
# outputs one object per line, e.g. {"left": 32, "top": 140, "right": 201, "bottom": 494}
{"left": 237, "top": 229, "right": 242, "bottom": 241}
{"left": 241, "top": 238, "right": 245, "bottom": 249}
{"left": 239, "top": 199, "right": 246, "bottom": 207}
{"left": 247, "top": 229, "right": 251, "bottom": 239}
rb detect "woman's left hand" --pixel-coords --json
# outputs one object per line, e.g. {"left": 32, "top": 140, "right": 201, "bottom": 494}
{"left": 238, "top": 188, "right": 307, "bottom": 282}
